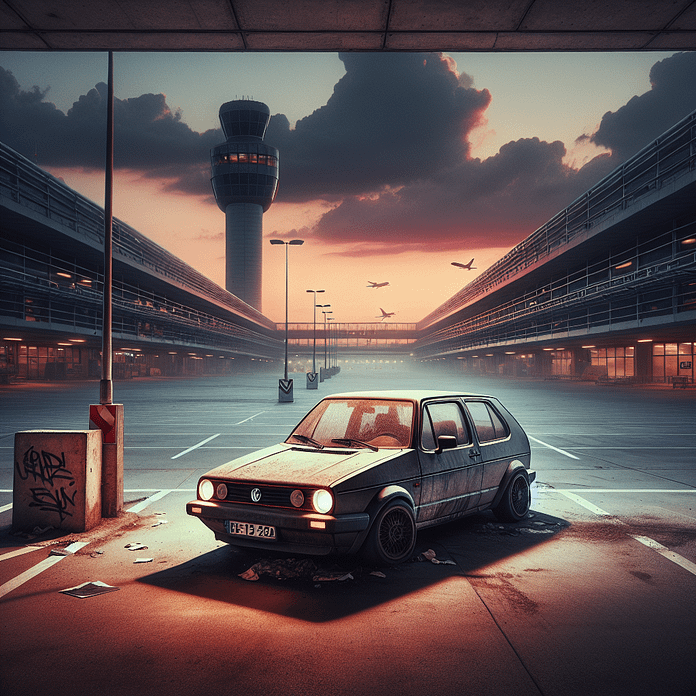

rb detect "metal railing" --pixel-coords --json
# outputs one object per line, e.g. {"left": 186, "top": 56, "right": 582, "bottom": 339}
{"left": 417, "top": 109, "right": 696, "bottom": 332}
{"left": 0, "top": 141, "right": 275, "bottom": 331}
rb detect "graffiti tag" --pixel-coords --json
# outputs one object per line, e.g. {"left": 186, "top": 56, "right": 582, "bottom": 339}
{"left": 15, "top": 446, "right": 76, "bottom": 522}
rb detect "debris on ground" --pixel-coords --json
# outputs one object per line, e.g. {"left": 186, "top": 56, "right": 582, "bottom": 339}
{"left": 133, "top": 557, "right": 153, "bottom": 564}
{"left": 414, "top": 549, "right": 457, "bottom": 565}
{"left": 12, "top": 525, "right": 54, "bottom": 540}
{"left": 151, "top": 520, "right": 168, "bottom": 527}
{"left": 124, "top": 543, "right": 148, "bottom": 551}
{"left": 90, "top": 550, "right": 104, "bottom": 558}
{"left": 478, "top": 518, "right": 566, "bottom": 536}
{"left": 60, "top": 581, "right": 120, "bottom": 599}
{"left": 369, "top": 570, "right": 387, "bottom": 578}
{"left": 313, "top": 571, "right": 354, "bottom": 582}
{"left": 239, "top": 557, "right": 318, "bottom": 581}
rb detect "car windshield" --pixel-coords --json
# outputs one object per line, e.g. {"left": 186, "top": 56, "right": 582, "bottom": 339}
{"left": 287, "top": 398, "right": 414, "bottom": 449}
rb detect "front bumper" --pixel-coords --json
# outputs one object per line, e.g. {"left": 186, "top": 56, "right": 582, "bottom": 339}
{"left": 186, "top": 500, "right": 371, "bottom": 556}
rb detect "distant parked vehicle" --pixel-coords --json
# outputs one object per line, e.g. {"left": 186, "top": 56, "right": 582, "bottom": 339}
{"left": 187, "top": 390, "right": 535, "bottom": 565}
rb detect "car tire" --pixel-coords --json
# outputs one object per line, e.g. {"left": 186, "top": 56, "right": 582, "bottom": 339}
{"left": 363, "top": 499, "right": 417, "bottom": 566}
{"left": 493, "top": 471, "right": 531, "bottom": 522}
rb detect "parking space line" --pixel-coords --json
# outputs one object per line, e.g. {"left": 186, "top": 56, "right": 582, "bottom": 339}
{"left": 0, "top": 503, "right": 12, "bottom": 513}
{"left": 631, "top": 535, "right": 696, "bottom": 577}
{"left": 555, "top": 490, "right": 696, "bottom": 577}
{"left": 171, "top": 434, "right": 220, "bottom": 460}
{"left": 0, "top": 541, "right": 87, "bottom": 600}
{"left": 557, "top": 491, "right": 613, "bottom": 516}
{"left": 235, "top": 411, "right": 266, "bottom": 425}
{"left": 0, "top": 546, "right": 42, "bottom": 562}
{"left": 554, "top": 488, "right": 696, "bottom": 494}
{"left": 127, "top": 489, "right": 174, "bottom": 514}
{"left": 529, "top": 436, "right": 580, "bottom": 459}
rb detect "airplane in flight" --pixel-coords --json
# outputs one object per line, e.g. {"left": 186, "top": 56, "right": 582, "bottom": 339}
{"left": 377, "top": 308, "right": 396, "bottom": 321}
{"left": 451, "top": 258, "right": 476, "bottom": 270}
{"left": 367, "top": 280, "right": 390, "bottom": 288}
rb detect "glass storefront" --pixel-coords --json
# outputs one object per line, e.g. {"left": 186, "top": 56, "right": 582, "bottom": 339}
{"left": 652, "top": 343, "right": 694, "bottom": 382}
{"left": 590, "top": 346, "right": 635, "bottom": 378}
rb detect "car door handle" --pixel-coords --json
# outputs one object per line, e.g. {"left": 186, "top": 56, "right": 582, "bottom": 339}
{"left": 469, "top": 449, "right": 481, "bottom": 458}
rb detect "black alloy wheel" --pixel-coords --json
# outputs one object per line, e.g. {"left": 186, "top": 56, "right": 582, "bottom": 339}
{"left": 493, "top": 471, "right": 531, "bottom": 522}
{"left": 364, "top": 500, "right": 417, "bottom": 565}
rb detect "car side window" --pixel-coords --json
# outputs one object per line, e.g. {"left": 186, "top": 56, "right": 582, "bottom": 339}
{"left": 465, "top": 401, "right": 510, "bottom": 443}
{"left": 421, "top": 402, "right": 471, "bottom": 450}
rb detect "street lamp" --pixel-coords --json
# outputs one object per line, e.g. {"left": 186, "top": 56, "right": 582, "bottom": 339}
{"left": 327, "top": 316, "right": 335, "bottom": 375}
{"left": 270, "top": 238, "right": 304, "bottom": 401}
{"left": 320, "top": 307, "right": 332, "bottom": 381}
{"left": 306, "top": 289, "right": 325, "bottom": 389}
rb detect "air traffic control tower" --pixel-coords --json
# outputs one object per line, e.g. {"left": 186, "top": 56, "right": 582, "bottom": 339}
{"left": 211, "top": 100, "right": 279, "bottom": 310}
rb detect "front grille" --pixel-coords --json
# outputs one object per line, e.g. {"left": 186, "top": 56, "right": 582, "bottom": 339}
{"left": 218, "top": 481, "right": 309, "bottom": 510}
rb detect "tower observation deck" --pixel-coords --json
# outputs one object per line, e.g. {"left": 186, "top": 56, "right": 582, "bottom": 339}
{"left": 211, "top": 100, "right": 279, "bottom": 310}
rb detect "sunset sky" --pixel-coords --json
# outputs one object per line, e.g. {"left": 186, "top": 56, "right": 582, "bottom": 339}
{"left": 1, "top": 50, "right": 696, "bottom": 324}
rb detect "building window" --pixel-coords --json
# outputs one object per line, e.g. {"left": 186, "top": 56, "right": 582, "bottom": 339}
{"left": 590, "top": 346, "right": 635, "bottom": 378}
{"left": 652, "top": 343, "right": 694, "bottom": 382}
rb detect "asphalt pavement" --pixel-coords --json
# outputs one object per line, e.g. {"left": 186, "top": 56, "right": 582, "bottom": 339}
{"left": 1, "top": 363, "right": 695, "bottom": 696}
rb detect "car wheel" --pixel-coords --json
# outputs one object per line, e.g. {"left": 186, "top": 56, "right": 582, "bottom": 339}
{"left": 363, "top": 500, "right": 417, "bottom": 566}
{"left": 493, "top": 471, "right": 531, "bottom": 522}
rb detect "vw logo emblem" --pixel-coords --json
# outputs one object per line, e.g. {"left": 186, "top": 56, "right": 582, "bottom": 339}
{"left": 250, "top": 487, "right": 262, "bottom": 503}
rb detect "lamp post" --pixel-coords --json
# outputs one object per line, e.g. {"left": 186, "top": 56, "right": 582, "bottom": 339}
{"left": 327, "top": 316, "right": 335, "bottom": 376}
{"left": 270, "top": 238, "right": 304, "bottom": 401}
{"left": 320, "top": 307, "right": 332, "bottom": 381}
{"left": 306, "top": 289, "right": 324, "bottom": 389}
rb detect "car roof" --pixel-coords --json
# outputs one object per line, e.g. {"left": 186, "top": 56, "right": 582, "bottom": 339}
{"left": 322, "top": 390, "right": 493, "bottom": 402}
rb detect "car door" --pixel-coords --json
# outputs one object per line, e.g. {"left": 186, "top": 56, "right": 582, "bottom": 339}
{"left": 462, "top": 399, "right": 513, "bottom": 508}
{"left": 416, "top": 400, "right": 483, "bottom": 523}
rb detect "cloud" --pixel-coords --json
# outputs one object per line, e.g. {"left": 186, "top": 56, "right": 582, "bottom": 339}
{"left": 2, "top": 50, "right": 695, "bottom": 257}
{"left": 587, "top": 51, "right": 696, "bottom": 162}
{"left": 0, "top": 67, "right": 219, "bottom": 194}
{"left": 266, "top": 52, "right": 491, "bottom": 201}
{"left": 311, "top": 138, "right": 615, "bottom": 252}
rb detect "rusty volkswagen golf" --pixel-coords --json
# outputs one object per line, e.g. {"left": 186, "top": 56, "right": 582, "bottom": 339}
{"left": 187, "top": 390, "right": 535, "bottom": 565}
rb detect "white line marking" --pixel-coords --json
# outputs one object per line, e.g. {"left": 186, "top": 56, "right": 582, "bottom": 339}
{"left": 553, "top": 489, "right": 696, "bottom": 494}
{"left": 0, "top": 542, "right": 87, "bottom": 600}
{"left": 124, "top": 446, "right": 257, "bottom": 450}
{"left": 0, "top": 503, "right": 12, "bottom": 513}
{"left": 171, "top": 434, "right": 220, "bottom": 460}
{"left": 557, "top": 491, "right": 613, "bottom": 516}
{"left": 0, "top": 546, "right": 42, "bottom": 562}
{"left": 528, "top": 436, "right": 580, "bottom": 459}
{"left": 127, "top": 489, "right": 173, "bottom": 514}
{"left": 235, "top": 411, "right": 267, "bottom": 425}
{"left": 630, "top": 535, "right": 696, "bottom": 577}
{"left": 556, "top": 491, "right": 696, "bottom": 577}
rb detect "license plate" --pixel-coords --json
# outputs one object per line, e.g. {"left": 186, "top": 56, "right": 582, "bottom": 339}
{"left": 225, "top": 520, "right": 276, "bottom": 539}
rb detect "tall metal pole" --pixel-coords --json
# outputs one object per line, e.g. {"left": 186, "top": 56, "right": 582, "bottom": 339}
{"left": 100, "top": 51, "right": 114, "bottom": 406}
{"left": 91, "top": 50, "right": 123, "bottom": 520}
{"left": 270, "top": 239, "right": 303, "bottom": 401}
{"left": 306, "top": 290, "right": 325, "bottom": 374}
{"left": 283, "top": 242, "right": 289, "bottom": 382}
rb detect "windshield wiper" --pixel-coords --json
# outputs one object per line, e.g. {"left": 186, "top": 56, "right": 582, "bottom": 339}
{"left": 331, "top": 438, "right": 378, "bottom": 452}
{"left": 290, "top": 434, "right": 324, "bottom": 449}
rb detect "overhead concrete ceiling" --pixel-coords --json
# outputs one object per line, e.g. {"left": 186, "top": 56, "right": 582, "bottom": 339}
{"left": 2, "top": 0, "right": 695, "bottom": 52}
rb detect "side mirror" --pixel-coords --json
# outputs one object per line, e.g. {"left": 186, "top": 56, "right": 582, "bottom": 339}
{"left": 436, "top": 435, "right": 457, "bottom": 453}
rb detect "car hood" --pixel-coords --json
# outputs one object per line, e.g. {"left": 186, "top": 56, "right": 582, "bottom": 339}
{"left": 201, "top": 443, "right": 404, "bottom": 488}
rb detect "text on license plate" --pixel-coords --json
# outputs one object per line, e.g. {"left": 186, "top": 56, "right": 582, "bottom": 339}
{"left": 226, "top": 520, "right": 276, "bottom": 539}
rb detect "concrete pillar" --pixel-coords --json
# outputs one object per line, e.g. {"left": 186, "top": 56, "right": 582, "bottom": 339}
{"left": 89, "top": 403, "right": 124, "bottom": 517}
{"left": 13, "top": 430, "right": 102, "bottom": 533}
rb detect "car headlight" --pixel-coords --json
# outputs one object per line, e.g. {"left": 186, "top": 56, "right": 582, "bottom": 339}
{"left": 199, "top": 479, "right": 214, "bottom": 501}
{"left": 312, "top": 489, "right": 333, "bottom": 514}
{"left": 216, "top": 483, "right": 228, "bottom": 500}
